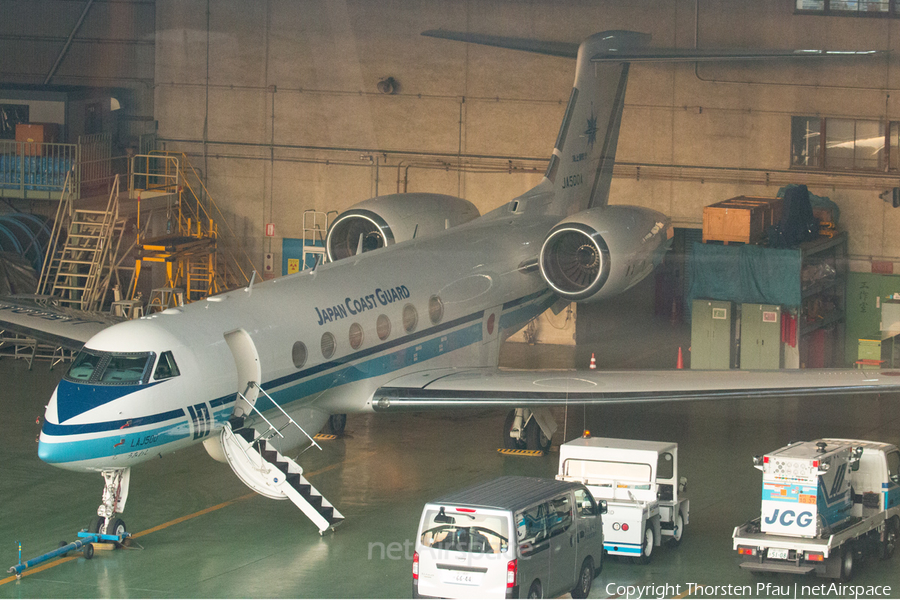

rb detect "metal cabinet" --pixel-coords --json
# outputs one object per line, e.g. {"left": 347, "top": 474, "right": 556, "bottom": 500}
{"left": 691, "top": 299, "right": 735, "bottom": 369}
{"left": 740, "top": 303, "right": 782, "bottom": 369}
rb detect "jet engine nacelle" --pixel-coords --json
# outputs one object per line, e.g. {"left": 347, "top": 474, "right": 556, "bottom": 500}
{"left": 326, "top": 193, "right": 480, "bottom": 262}
{"left": 539, "top": 205, "right": 671, "bottom": 302}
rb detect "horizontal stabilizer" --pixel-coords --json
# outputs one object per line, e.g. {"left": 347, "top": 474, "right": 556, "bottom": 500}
{"left": 422, "top": 29, "right": 579, "bottom": 58}
{"left": 421, "top": 29, "right": 879, "bottom": 63}
{"left": 591, "top": 47, "right": 881, "bottom": 63}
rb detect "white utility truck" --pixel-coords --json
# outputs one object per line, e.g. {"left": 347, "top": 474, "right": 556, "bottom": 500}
{"left": 556, "top": 434, "right": 688, "bottom": 563}
{"left": 732, "top": 438, "right": 900, "bottom": 580}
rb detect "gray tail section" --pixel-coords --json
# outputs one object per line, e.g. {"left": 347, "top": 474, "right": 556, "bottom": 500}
{"left": 423, "top": 30, "right": 650, "bottom": 216}
{"left": 542, "top": 31, "right": 649, "bottom": 214}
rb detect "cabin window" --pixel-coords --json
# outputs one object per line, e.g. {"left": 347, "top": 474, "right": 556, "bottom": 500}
{"left": 402, "top": 303, "right": 418, "bottom": 333}
{"left": 376, "top": 314, "right": 391, "bottom": 340}
{"left": 349, "top": 323, "right": 364, "bottom": 349}
{"left": 428, "top": 295, "right": 444, "bottom": 324}
{"left": 887, "top": 450, "right": 900, "bottom": 485}
{"left": 291, "top": 342, "right": 308, "bottom": 369}
{"left": 320, "top": 332, "right": 336, "bottom": 359}
{"left": 574, "top": 488, "right": 597, "bottom": 517}
{"left": 153, "top": 351, "right": 180, "bottom": 380}
{"left": 516, "top": 503, "right": 549, "bottom": 556}
{"left": 657, "top": 452, "right": 674, "bottom": 480}
{"left": 419, "top": 508, "right": 509, "bottom": 555}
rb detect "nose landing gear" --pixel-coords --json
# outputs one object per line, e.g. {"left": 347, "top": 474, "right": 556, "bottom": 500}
{"left": 93, "top": 468, "right": 131, "bottom": 535}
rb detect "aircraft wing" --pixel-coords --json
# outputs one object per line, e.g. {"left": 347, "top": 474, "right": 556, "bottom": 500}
{"left": 0, "top": 297, "right": 122, "bottom": 351}
{"left": 372, "top": 367, "right": 900, "bottom": 410}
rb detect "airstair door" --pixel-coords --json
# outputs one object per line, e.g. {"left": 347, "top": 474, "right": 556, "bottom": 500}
{"left": 224, "top": 328, "right": 261, "bottom": 418}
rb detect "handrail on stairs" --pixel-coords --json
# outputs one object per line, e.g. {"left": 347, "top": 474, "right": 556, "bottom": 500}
{"left": 247, "top": 381, "right": 323, "bottom": 453}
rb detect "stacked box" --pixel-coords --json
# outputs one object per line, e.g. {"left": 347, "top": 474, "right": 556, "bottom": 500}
{"left": 702, "top": 196, "right": 783, "bottom": 245}
{"left": 15, "top": 123, "right": 60, "bottom": 156}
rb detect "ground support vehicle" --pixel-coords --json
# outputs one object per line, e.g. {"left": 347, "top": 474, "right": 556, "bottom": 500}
{"left": 413, "top": 476, "right": 606, "bottom": 599}
{"left": 733, "top": 438, "right": 900, "bottom": 580}
{"left": 555, "top": 434, "right": 688, "bottom": 563}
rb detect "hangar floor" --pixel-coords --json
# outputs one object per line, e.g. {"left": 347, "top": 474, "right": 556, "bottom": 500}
{"left": 2, "top": 315, "right": 899, "bottom": 599}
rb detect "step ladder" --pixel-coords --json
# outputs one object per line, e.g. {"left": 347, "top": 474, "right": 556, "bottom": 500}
{"left": 46, "top": 178, "right": 122, "bottom": 312}
{"left": 218, "top": 424, "right": 344, "bottom": 534}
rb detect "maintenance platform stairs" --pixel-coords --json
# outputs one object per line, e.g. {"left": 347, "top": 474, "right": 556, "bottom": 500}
{"left": 219, "top": 424, "right": 344, "bottom": 534}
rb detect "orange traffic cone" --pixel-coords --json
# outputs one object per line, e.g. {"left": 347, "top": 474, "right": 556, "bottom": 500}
{"left": 589, "top": 353, "right": 597, "bottom": 370}
{"left": 676, "top": 347, "right": 684, "bottom": 369}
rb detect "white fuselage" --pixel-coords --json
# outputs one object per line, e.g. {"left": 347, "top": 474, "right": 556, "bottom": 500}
{"left": 38, "top": 205, "right": 561, "bottom": 472}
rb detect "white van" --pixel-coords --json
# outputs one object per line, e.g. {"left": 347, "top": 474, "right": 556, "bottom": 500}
{"left": 413, "top": 476, "right": 606, "bottom": 599}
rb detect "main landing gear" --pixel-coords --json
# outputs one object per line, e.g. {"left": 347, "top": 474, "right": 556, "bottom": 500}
{"left": 502, "top": 408, "right": 556, "bottom": 452}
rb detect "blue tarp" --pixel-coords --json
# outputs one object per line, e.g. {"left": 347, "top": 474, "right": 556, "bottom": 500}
{"left": 688, "top": 242, "right": 802, "bottom": 309}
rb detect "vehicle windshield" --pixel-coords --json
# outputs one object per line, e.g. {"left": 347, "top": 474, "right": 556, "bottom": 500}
{"left": 419, "top": 509, "right": 509, "bottom": 554}
{"left": 64, "top": 349, "right": 156, "bottom": 385}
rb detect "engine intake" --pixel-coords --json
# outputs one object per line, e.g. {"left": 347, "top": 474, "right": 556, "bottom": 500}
{"left": 326, "top": 193, "right": 480, "bottom": 262}
{"left": 540, "top": 224, "right": 610, "bottom": 300}
{"left": 539, "top": 206, "right": 671, "bottom": 303}
{"left": 327, "top": 210, "right": 393, "bottom": 262}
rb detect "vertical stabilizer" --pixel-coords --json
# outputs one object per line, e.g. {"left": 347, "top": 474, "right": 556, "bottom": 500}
{"left": 544, "top": 31, "right": 649, "bottom": 215}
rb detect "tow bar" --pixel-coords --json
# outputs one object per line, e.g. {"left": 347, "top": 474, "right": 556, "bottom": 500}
{"left": 8, "top": 529, "right": 130, "bottom": 578}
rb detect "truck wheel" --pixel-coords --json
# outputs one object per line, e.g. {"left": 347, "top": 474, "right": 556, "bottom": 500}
{"left": 669, "top": 512, "right": 685, "bottom": 547}
{"left": 525, "top": 419, "right": 551, "bottom": 452}
{"left": 882, "top": 518, "right": 898, "bottom": 560}
{"left": 839, "top": 544, "right": 854, "bottom": 582}
{"left": 502, "top": 410, "right": 526, "bottom": 450}
{"left": 570, "top": 557, "right": 594, "bottom": 599}
{"left": 634, "top": 526, "right": 654, "bottom": 565}
{"left": 527, "top": 580, "right": 543, "bottom": 599}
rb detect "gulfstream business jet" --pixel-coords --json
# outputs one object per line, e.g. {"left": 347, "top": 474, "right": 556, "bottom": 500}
{"left": 0, "top": 30, "right": 894, "bottom": 535}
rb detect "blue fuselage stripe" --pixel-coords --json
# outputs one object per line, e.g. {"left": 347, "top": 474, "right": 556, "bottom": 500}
{"left": 40, "top": 290, "right": 553, "bottom": 463}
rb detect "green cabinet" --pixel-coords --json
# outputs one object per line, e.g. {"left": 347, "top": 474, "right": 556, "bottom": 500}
{"left": 691, "top": 299, "right": 735, "bottom": 369}
{"left": 740, "top": 303, "right": 782, "bottom": 369}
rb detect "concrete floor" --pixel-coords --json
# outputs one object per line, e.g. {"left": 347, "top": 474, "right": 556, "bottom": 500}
{"left": 2, "top": 316, "right": 900, "bottom": 598}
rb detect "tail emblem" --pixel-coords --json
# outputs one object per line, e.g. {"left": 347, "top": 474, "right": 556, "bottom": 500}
{"left": 584, "top": 104, "right": 598, "bottom": 148}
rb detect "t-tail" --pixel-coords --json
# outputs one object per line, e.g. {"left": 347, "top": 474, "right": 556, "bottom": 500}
{"left": 543, "top": 31, "right": 649, "bottom": 215}
{"left": 423, "top": 29, "right": 650, "bottom": 217}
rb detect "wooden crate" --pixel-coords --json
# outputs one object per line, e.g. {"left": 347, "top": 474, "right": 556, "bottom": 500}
{"left": 702, "top": 196, "right": 783, "bottom": 245}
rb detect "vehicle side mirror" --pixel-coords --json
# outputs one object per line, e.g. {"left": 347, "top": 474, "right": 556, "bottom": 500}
{"left": 597, "top": 500, "right": 608, "bottom": 515}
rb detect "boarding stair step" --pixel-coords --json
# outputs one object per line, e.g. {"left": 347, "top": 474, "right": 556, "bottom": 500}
{"left": 223, "top": 425, "right": 344, "bottom": 531}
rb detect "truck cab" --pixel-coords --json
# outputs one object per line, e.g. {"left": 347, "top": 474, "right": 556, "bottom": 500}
{"left": 556, "top": 434, "right": 689, "bottom": 564}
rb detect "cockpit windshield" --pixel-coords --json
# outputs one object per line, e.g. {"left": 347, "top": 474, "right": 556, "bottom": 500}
{"left": 64, "top": 350, "right": 156, "bottom": 386}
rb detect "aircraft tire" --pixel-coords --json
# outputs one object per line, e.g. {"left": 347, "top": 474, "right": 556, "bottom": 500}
{"left": 524, "top": 419, "right": 551, "bottom": 452}
{"left": 88, "top": 516, "right": 103, "bottom": 534}
{"left": 324, "top": 414, "right": 347, "bottom": 436}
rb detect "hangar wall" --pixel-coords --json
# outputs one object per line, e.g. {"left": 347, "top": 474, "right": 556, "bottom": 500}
{"left": 0, "top": 0, "right": 156, "bottom": 145}
{"left": 152, "top": 0, "right": 900, "bottom": 275}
